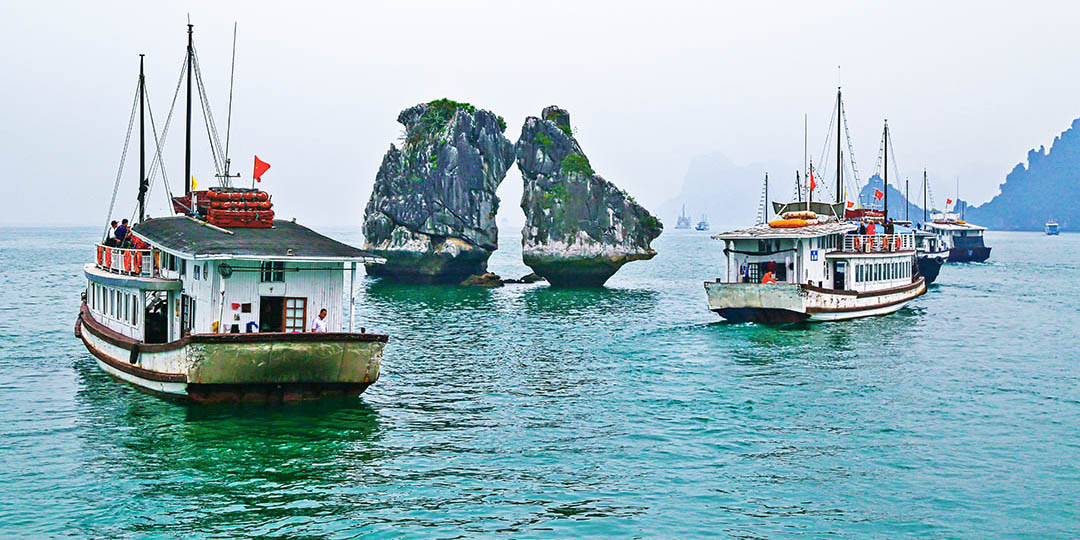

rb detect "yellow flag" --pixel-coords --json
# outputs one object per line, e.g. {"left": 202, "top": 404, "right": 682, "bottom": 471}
{"left": 191, "top": 175, "right": 198, "bottom": 189}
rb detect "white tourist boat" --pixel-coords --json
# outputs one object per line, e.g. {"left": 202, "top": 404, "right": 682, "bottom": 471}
{"left": 76, "top": 25, "right": 388, "bottom": 402}
{"left": 704, "top": 90, "right": 924, "bottom": 323}
{"left": 921, "top": 212, "right": 991, "bottom": 262}
{"left": 704, "top": 202, "right": 925, "bottom": 323}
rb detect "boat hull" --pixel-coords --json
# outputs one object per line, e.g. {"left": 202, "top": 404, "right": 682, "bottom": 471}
{"left": 917, "top": 253, "right": 946, "bottom": 284}
{"left": 76, "top": 304, "right": 385, "bottom": 402}
{"left": 947, "top": 247, "right": 991, "bottom": 263}
{"left": 704, "top": 278, "right": 926, "bottom": 323}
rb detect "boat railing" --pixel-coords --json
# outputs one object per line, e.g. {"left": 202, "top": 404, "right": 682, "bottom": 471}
{"left": 94, "top": 244, "right": 159, "bottom": 277}
{"left": 841, "top": 233, "right": 915, "bottom": 253}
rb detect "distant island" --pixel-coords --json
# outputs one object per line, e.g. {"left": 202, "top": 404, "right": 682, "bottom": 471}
{"left": 964, "top": 117, "right": 1080, "bottom": 231}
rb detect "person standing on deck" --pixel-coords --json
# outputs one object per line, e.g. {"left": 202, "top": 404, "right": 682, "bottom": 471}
{"left": 115, "top": 219, "right": 130, "bottom": 245}
{"left": 311, "top": 309, "right": 328, "bottom": 333}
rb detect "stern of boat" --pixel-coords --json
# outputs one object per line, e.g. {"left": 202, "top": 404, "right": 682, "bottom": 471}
{"left": 703, "top": 281, "right": 810, "bottom": 323}
{"left": 183, "top": 333, "right": 385, "bottom": 401}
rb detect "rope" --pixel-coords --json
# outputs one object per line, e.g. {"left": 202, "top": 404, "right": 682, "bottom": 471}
{"left": 105, "top": 79, "right": 141, "bottom": 240}
{"left": 192, "top": 45, "right": 227, "bottom": 179}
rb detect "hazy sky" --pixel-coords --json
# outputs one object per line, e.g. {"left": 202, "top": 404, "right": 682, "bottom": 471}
{"left": 3, "top": 0, "right": 1078, "bottom": 228}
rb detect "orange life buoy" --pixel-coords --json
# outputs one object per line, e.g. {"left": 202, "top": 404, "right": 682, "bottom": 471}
{"left": 853, "top": 237, "right": 861, "bottom": 251}
{"left": 123, "top": 250, "right": 132, "bottom": 272}
{"left": 896, "top": 236, "right": 902, "bottom": 250}
{"left": 103, "top": 248, "right": 112, "bottom": 267}
{"left": 96, "top": 245, "right": 103, "bottom": 265}
{"left": 133, "top": 251, "right": 143, "bottom": 273}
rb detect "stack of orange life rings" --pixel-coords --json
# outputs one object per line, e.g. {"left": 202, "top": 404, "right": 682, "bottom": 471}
{"left": 204, "top": 189, "right": 274, "bottom": 228}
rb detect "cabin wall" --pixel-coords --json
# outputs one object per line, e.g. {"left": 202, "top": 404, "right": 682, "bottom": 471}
{"left": 85, "top": 279, "right": 142, "bottom": 340}
{"left": 180, "top": 259, "right": 346, "bottom": 335}
{"left": 847, "top": 254, "right": 914, "bottom": 293}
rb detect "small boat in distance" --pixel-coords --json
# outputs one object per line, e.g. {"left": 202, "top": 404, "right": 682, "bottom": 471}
{"left": 675, "top": 204, "right": 692, "bottom": 229}
{"left": 1046, "top": 219, "right": 1060, "bottom": 235}
{"left": 695, "top": 215, "right": 710, "bottom": 231}
{"left": 76, "top": 24, "right": 388, "bottom": 402}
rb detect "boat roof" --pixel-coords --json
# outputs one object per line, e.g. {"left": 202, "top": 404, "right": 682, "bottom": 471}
{"left": 713, "top": 221, "right": 856, "bottom": 240}
{"left": 132, "top": 216, "right": 385, "bottom": 262}
{"left": 924, "top": 220, "right": 987, "bottom": 231}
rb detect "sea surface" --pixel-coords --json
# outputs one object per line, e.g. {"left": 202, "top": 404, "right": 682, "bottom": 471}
{"left": 1, "top": 227, "right": 1078, "bottom": 538}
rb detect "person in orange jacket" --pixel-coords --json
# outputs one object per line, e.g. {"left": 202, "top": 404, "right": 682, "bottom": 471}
{"left": 761, "top": 271, "right": 777, "bottom": 284}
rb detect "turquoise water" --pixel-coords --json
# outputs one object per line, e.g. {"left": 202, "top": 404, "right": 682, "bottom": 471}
{"left": 1, "top": 228, "right": 1078, "bottom": 538}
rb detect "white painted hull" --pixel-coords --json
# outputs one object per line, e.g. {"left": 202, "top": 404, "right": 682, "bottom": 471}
{"left": 704, "top": 278, "right": 926, "bottom": 323}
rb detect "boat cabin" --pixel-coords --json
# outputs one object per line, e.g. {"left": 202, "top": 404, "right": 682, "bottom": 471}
{"left": 84, "top": 216, "right": 385, "bottom": 344}
{"left": 922, "top": 214, "right": 988, "bottom": 251}
{"left": 715, "top": 220, "right": 917, "bottom": 293}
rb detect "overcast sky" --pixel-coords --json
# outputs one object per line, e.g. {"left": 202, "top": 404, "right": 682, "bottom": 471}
{"left": 2, "top": 0, "right": 1078, "bottom": 228}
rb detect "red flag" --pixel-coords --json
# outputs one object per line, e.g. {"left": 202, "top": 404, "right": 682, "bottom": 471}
{"left": 809, "top": 169, "right": 816, "bottom": 191}
{"left": 253, "top": 155, "right": 271, "bottom": 182}
{"left": 847, "top": 201, "right": 855, "bottom": 208}
{"left": 946, "top": 198, "right": 953, "bottom": 205}
{"left": 874, "top": 189, "right": 884, "bottom": 200}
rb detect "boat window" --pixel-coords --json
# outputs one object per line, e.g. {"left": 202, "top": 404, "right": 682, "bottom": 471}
{"left": 180, "top": 259, "right": 187, "bottom": 276}
{"left": 194, "top": 264, "right": 200, "bottom": 280}
{"left": 284, "top": 297, "right": 307, "bottom": 332}
{"left": 261, "top": 261, "right": 285, "bottom": 282}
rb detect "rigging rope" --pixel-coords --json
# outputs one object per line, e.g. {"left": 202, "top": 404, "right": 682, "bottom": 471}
{"left": 144, "top": 56, "right": 186, "bottom": 196}
{"left": 104, "top": 79, "right": 141, "bottom": 240}
{"left": 841, "top": 104, "right": 862, "bottom": 205}
{"left": 192, "top": 45, "right": 227, "bottom": 180}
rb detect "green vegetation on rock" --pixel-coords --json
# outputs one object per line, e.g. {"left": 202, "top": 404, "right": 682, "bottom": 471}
{"left": 535, "top": 133, "right": 553, "bottom": 149}
{"left": 561, "top": 153, "right": 594, "bottom": 177}
{"left": 558, "top": 124, "right": 573, "bottom": 138}
{"left": 406, "top": 98, "right": 477, "bottom": 146}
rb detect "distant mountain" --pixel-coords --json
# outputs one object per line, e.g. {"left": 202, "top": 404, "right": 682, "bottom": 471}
{"left": 657, "top": 152, "right": 795, "bottom": 231}
{"left": 964, "top": 118, "right": 1080, "bottom": 231}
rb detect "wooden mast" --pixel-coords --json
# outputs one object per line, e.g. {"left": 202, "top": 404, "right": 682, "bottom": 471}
{"left": 836, "top": 87, "right": 842, "bottom": 205}
{"left": 138, "top": 54, "right": 147, "bottom": 222}
{"left": 883, "top": 120, "right": 889, "bottom": 220}
{"left": 184, "top": 23, "right": 193, "bottom": 196}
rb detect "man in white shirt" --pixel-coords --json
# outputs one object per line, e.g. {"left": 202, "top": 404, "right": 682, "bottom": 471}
{"left": 311, "top": 309, "right": 328, "bottom": 333}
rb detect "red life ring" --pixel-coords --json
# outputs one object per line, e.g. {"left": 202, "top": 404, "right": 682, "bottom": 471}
{"left": 96, "top": 246, "right": 103, "bottom": 265}
{"left": 123, "top": 250, "right": 133, "bottom": 272}
{"left": 133, "top": 251, "right": 143, "bottom": 273}
{"left": 103, "top": 249, "right": 112, "bottom": 267}
{"left": 896, "top": 236, "right": 902, "bottom": 250}
{"left": 853, "top": 237, "right": 861, "bottom": 251}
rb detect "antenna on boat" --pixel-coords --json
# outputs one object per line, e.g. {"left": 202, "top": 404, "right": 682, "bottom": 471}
{"left": 905, "top": 177, "right": 909, "bottom": 221}
{"left": 138, "top": 54, "right": 147, "bottom": 223}
{"left": 184, "top": 19, "right": 193, "bottom": 196}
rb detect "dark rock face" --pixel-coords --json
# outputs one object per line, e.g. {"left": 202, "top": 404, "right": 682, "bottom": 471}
{"left": 965, "top": 117, "right": 1080, "bottom": 230}
{"left": 363, "top": 100, "right": 514, "bottom": 282}
{"left": 516, "top": 106, "right": 662, "bottom": 287}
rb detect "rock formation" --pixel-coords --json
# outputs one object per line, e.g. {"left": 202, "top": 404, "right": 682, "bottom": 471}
{"left": 363, "top": 99, "right": 515, "bottom": 282}
{"left": 516, "top": 106, "right": 662, "bottom": 287}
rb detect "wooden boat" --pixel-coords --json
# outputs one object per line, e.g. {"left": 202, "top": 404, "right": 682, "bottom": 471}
{"left": 705, "top": 91, "right": 924, "bottom": 323}
{"left": 77, "top": 24, "right": 388, "bottom": 402}
{"left": 705, "top": 218, "right": 924, "bottom": 322}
